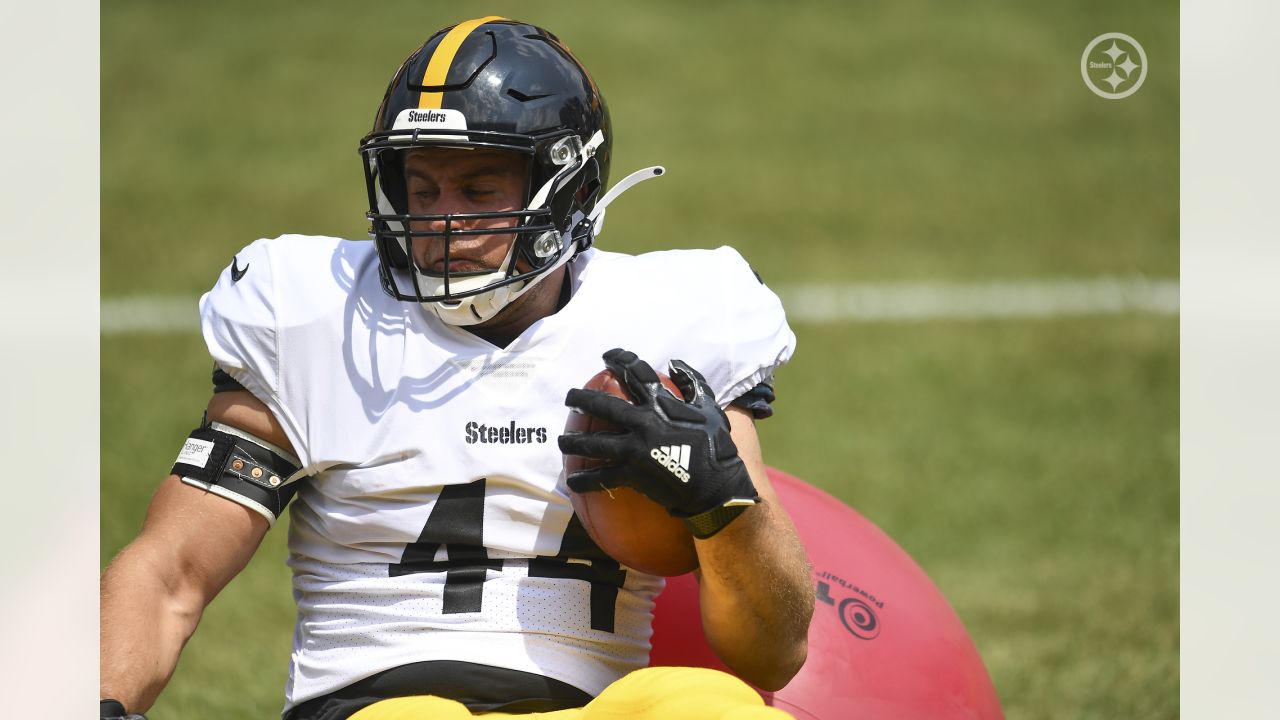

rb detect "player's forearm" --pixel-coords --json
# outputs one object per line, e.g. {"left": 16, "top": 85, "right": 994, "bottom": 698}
{"left": 100, "top": 543, "right": 206, "bottom": 712}
{"left": 693, "top": 497, "right": 814, "bottom": 690}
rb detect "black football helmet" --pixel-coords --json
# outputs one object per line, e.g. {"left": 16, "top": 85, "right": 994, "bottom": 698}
{"left": 360, "top": 16, "right": 662, "bottom": 325}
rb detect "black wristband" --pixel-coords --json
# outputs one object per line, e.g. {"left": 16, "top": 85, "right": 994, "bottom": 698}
{"left": 681, "top": 499, "right": 757, "bottom": 539}
{"left": 101, "top": 698, "right": 146, "bottom": 720}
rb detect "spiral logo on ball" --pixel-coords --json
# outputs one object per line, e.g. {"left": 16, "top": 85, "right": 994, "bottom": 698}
{"left": 839, "top": 597, "right": 881, "bottom": 640}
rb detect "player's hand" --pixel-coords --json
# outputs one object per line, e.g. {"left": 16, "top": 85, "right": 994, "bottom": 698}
{"left": 558, "top": 348, "right": 759, "bottom": 538}
{"left": 100, "top": 699, "right": 147, "bottom": 720}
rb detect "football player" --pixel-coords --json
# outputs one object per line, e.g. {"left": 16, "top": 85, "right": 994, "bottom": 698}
{"left": 100, "top": 17, "right": 813, "bottom": 720}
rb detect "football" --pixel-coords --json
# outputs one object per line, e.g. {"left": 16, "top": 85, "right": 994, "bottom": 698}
{"left": 564, "top": 368, "right": 700, "bottom": 577}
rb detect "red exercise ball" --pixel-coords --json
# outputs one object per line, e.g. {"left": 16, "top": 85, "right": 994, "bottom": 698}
{"left": 649, "top": 467, "right": 1003, "bottom": 720}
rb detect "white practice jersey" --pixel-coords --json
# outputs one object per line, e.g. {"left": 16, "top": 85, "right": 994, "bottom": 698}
{"left": 197, "top": 235, "right": 795, "bottom": 712}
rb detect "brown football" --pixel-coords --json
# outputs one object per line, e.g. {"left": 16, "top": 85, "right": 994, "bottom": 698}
{"left": 564, "top": 368, "right": 700, "bottom": 576}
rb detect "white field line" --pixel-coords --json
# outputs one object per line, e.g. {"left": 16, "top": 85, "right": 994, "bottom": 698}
{"left": 101, "top": 296, "right": 202, "bottom": 335}
{"left": 100, "top": 277, "right": 1178, "bottom": 334}
{"left": 779, "top": 277, "right": 1179, "bottom": 323}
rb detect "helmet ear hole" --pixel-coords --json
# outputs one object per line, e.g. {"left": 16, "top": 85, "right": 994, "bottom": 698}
{"left": 549, "top": 179, "right": 577, "bottom": 230}
{"left": 576, "top": 158, "right": 602, "bottom": 211}
{"left": 546, "top": 155, "right": 600, "bottom": 228}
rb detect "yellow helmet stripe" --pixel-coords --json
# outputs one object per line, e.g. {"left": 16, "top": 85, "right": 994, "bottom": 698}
{"left": 418, "top": 16, "right": 507, "bottom": 109}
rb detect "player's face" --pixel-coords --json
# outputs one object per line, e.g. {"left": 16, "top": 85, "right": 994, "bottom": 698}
{"left": 403, "top": 148, "right": 528, "bottom": 274}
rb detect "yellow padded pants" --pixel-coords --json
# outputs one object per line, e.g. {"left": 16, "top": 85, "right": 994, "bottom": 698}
{"left": 349, "top": 666, "right": 793, "bottom": 719}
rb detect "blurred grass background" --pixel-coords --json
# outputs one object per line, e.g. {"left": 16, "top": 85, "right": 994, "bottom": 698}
{"left": 102, "top": 1, "right": 1178, "bottom": 718}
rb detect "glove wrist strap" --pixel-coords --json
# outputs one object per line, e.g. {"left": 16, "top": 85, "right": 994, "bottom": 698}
{"left": 682, "top": 498, "right": 758, "bottom": 539}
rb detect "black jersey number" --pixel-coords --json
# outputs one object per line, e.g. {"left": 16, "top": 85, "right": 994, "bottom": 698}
{"left": 388, "top": 478, "right": 627, "bottom": 632}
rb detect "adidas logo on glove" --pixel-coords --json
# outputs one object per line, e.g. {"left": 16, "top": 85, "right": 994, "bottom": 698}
{"left": 650, "top": 444, "right": 692, "bottom": 483}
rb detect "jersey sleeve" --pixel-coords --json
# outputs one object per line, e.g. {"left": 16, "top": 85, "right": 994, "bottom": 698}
{"left": 701, "top": 246, "right": 797, "bottom": 410}
{"left": 198, "top": 238, "right": 308, "bottom": 463}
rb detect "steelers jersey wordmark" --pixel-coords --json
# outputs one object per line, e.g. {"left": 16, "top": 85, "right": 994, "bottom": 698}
{"left": 650, "top": 444, "right": 692, "bottom": 483}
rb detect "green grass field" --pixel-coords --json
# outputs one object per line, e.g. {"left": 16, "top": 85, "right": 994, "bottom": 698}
{"left": 102, "top": 1, "right": 1178, "bottom": 717}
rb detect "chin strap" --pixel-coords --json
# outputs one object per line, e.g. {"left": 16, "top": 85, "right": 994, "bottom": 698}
{"left": 588, "top": 166, "right": 665, "bottom": 238}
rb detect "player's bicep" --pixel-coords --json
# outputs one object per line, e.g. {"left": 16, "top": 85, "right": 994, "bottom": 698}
{"left": 135, "top": 474, "right": 270, "bottom": 604}
{"left": 207, "top": 389, "right": 293, "bottom": 451}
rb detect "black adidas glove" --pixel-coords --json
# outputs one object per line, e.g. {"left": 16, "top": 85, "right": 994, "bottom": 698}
{"left": 100, "top": 699, "right": 147, "bottom": 720}
{"left": 558, "top": 348, "right": 760, "bottom": 538}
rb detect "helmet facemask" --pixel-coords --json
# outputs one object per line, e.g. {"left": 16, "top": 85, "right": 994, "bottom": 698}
{"left": 363, "top": 126, "right": 605, "bottom": 326}
{"left": 360, "top": 18, "right": 663, "bottom": 326}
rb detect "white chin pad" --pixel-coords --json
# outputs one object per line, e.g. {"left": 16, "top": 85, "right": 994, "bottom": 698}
{"left": 430, "top": 282, "right": 522, "bottom": 326}
{"left": 412, "top": 268, "right": 507, "bottom": 299}
{"left": 427, "top": 240, "right": 579, "bottom": 327}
